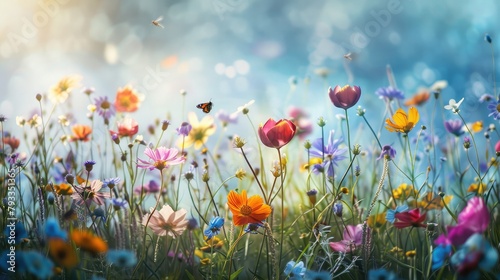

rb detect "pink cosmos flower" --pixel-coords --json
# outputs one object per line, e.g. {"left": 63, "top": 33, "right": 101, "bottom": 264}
{"left": 328, "top": 85, "right": 361, "bottom": 110}
{"left": 110, "top": 118, "right": 139, "bottom": 137}
{"left": 394, "top": 208, "right": 427, "bottom": 229}
{"left": 142, "top": 205, "right": 188, "bottom": 238}
{"left": 137, "top": 147, "right": 185, "bottom": 171}
{"left": 71, "top": 179, "right": 110, "bottom": 206}
{"left": 329, "top": 224, "right": 364, "bottom": 252}
{"left": 435, "top": 197, "right": 489, "bottom": 246}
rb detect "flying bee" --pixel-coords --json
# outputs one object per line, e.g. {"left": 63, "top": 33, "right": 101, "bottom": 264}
{"left": 343, "top": 52, "right": 353, "bottom": 60}
{"left": 152, "top": 16, "right": 164, "bottom": 28}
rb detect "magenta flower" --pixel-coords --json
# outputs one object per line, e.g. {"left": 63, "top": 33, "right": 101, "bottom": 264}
{"left": 288, "top": 106, "right": 313, "bottom": 140}
{"left": 329, "top": 85, "right": 361, "bottom": 109}
{"left": 329, "top": 224, "right": 364, "bottom": 252}
{"left": 495, "top": 140, "right": 500, "bottom": 154}
{"left": 134, "top": 179, "right": 160, "bottom": 194}
{"left": 435, "top": 197, "right": 490, "bottom": 246}
{"left": 137, "top": 147, "right": 186, "bottom": 171}
{"left": 393, "top": 208, "right": 427, "bottom": 229}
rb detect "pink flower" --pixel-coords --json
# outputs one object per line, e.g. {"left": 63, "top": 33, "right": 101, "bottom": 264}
{"left": 495, "top": 140, "right": 500, "bottom": 153}
{"left": 329, "top": 224, "right": 364, "bottom": 252}
{"left": 288, "top": 107, "right": 313, "bottom": 140}
{"left": 435, "top": 197, "right": 490, "bottom": 246}
{"left": 393, "top": 208, "right": 427, "bottom": 229}
{"left": 110, "top": 118, "right": 139, "bottom": 137}
{"left": 71, "top": 179, "right": 110, "bottom": 206}
{"left": 329, "top": 85, "right": 361, "bottom": 110}
{"left": 137, "top": 147, "right": 185, "bottom": 171}
{"left": 258, "top": 118, "right": 296, "bottom": 149}
{"left": 142, "top": 205, "right": 188, "bottom": 238}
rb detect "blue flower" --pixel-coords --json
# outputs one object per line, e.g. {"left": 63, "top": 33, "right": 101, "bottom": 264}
{"left": 450, "top": 234, "right": 499, "bottom": 279}
{"left": 4, "top": 222, "right": 27, "bottom": 244}
{"left": 103, "top": 177, "right": 120, "bottom": 189}
{"left": 284, "top": 260, "right": 306, "bottom": 279}
{"left": 44, "top": 217, "right": 67, "bottom": 240}
{"left": 444, "top": 119, "right": 464, "bottom": 137}
{"left": 375, "top": 86, "right": 404, "bottom": 101}
{"left": 106, "top": 250, "right": 138, "bottom": 267}
{"left": 204, "top": 216, "right": 224, "bottom": 240}
{"left": 431, "top": 244, "right": 452, "bottom": 270}
{"left": 245, "top": 223, "right": 263, "bottom": 234}
{"left": 111, "top": 198, "right": 128, "bottom": 210}
{"left": 23, "top": 251, "right": 54, "bottom": 279}
{"left": 333, "top": 203, "right": 343, "bottom": 217}
{"left": 487, "top": 99, "right": 500, "bottom": 120}
{"left": 386, "top": 205, "right": 409, "bottom": 223}
{"left": 84, "top": 160, "right": 96, "bottom": 172}
{"left": 368, "top": 268, "right": 397, "bottom": 280}
{"left": 310, "top": 130, "right": 347, "bottom": 177}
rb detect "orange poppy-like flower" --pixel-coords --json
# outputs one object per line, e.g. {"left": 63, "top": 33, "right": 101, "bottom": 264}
{"left": 71, "top": 124, "right": 92, "bottom": 142}
{"left": 404, "top": 90, "right": 430, "bottom": 106}
{"left": 385, "top": 107, "right": 419, "bottom": 134}
{"left": 3, "top": 136, "right": 20, "bottom": 151}
{"left": 70, "top": 230, "right": 108, "bottom": 255}
{"left": 52, "top": 183, "right": 74, "bottom": 195}
{"left": 114, "top": 85, "right": 141, "bottom": 113}
{"left": 227, "top": 190, "right": 272, "bottom": 226}
{"left": 48, "top": 238, "right": 79, "bottom": 268}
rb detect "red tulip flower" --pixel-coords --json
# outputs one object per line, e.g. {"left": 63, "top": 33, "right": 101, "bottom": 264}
{"left": 393, "top": 208, "right": 427, "bottom": 229}
{"left": 329, "top": 85, "right": 361, "bottom": 109}
{"left": 258, "top": 118, "right": 296, "bottom": 149}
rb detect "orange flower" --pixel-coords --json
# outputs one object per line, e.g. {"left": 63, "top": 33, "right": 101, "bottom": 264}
{"left": 367, "top": 212, "right": 387, "bottom": 228}
{"left": 3, "top": 136, "right": 20, "bottom": 151}
{"left": 71, "top": 230, "right": 108, "bottom": 255}
{"left": 53, "top": 183, "right": 74, "bottom": 195}
{"left": 385, "top": 107, "right": 419, "bottom": 134}
{"left": 48, "top": 238, "right": 79, "bottom": 269}
{"left": 114, "top": 85, "right": 141, "bottom": 112}
{"left": 227, "top": 190, "right": 271, "bottom": 226}
{"left": 71, "top": 124, "right": 92, "bottom": 142}
{"left": 404, "top": 90, "right": 430, "bottom": 106}
{"left": 417, "top": 192, "right": 453, "bottom": 210}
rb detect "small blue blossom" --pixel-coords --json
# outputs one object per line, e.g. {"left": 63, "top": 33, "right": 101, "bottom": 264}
{"left": 386, "top": 205, "right": 409, "bottom": 223}
{"left": 375, "top": 86, "right": 404, "bottom": 101}
{"left": 487, "top": 99, "right": 500, "bottom": 120}
{"left": 245, "top": 223, "right": 263, "bottom": 234}
{"left": 44, "top": 217, "right": 67, "bottom": 240}
{"left": 103, "top": 177, "right": 120, "bottom": 189}
{"left": 310, "top": 130, "right": 347, "bottom": 177}
{"left": 204, "top": 216, "right": 224, "bottom": 240}
{"left": 106, "top": 250, "right": 138, "bottom": 267}
{"left": 444, "top": 119, "right": 464, "bottom": 137}
{"left": 431, "top": 244, "right": 452, "bottom": 270}
{"left": 333, "top": 203, "right": 343, "bottom": 217}
{"left": 92, "top": 208, "right": 106, "bottom": 222}
{"left": 84, "top": 160, "right": 96, "bottom": 172}
{"left": 284, "top": 260, "right": 306, "bottom": 279}
{"left": 111, "top": 198, "right": 128, "bottom": 210}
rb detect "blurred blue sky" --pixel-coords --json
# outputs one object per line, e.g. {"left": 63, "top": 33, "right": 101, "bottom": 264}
{"left": 0, "top": 0, "right": 499, "bottom": 139}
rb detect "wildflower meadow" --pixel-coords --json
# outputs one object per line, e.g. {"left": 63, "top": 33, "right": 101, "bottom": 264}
{"left": 1, "top": 2, "right": 500, "bottom": 280}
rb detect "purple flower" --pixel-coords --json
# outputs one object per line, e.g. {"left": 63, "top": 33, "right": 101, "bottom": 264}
{"left": 215, "top": 110, "right": 238, "bottom": 126}
{"left": 84, "top": 160, "right": 96, "bottom": 172}
{"left": 310, "top": 130, "right": 347, "bottom": 177}
{"left": 95, "top": 96, "right": 116, "bottom": 120}
{"left": 329, "top": 224, "right": 364, "bottom": 252}
{"left": 134, "top": 179, "right": 160, "bottom": 194}
{"left": 333, "top": 203, "right": 343, "bottom": 217}
{"left": 479, "top": 94, "right": 494, "bottom": 103}
{"left": 103, "top": 177, "right": 120, "bottom": 189}
{"left": 487, "top": 99, "right": 500, "bottom": 120}
{"left": 176, "top": 122, "right": 192, "bottom": 136}
{"left": 329, "top": 85, "right": 362, "bottom": 109}
{"left": 137, "top": 147, "right": 185, "bottom": 171}
{"left": 245, "top": 223, "right": 263, "bottom": 234}
{"left": 377, "top": 145, "right": 396, "bottom": 160}
{"left": 444, "top": 119, "right": 464, "bottom": 137}
{"left": 375, "top": 87, "right": 404, "bottom": 101}
{"left": 111, "top": 198, "right": 128, "bottom": 210}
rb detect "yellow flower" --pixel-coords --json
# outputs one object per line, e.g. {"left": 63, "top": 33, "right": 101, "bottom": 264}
{"left": 385, "top": 107, "right": 419, "bottom": 133}
{"left": 200, "top": 236, "right": 224, "bottom": 252}
{"left": 180, "top": 112, "right": 216, "bottom": 149}
{"left": 417, "top": 192, "right": 453, "bottom": 210}
{"left": 392, "top": 183, "right": 418, "bottom": 200}
{"left": 405, "top": 250, "right": 417, "bottom": 258}
{"left": 367, "top": 212, "right": 387, "bottom": 228}
{"left": 467, "top": 182, "right": 486, "bottom": 195}
{"left": 467, "top": 121, "right": 483, "bottom": 133}
{"left": 49, "top": 75, "right": 81, "bottom": 103}
{"left": 300, "top": 158, "right": 322, "bottom": 172}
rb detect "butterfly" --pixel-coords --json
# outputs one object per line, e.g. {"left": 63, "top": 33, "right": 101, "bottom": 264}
{"left": 196, "top": 100, "right": 213, "bottom": 113}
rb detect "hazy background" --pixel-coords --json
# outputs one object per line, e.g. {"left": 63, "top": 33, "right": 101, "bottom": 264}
{"left": 1, "top": 0, "right": 498, "bottom": 142}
